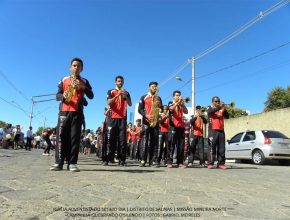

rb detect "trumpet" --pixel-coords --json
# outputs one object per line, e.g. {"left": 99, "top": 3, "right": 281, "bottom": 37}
{"left": 218, "top": 101, "right": 235, "bottom": 108}
{"left": 180, "top": 97, "right": 191, "bottom": 103}
{"left": 225, "top": 101, "right": 235, "bottom": 108}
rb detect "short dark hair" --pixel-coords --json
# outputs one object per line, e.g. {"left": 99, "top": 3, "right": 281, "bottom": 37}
{"left": 115, "top": 75, "right": 124, "bottom": 81}
{"left": 149, "top": 82, "right": 158, "bottom": 87}
{"left": 212, "top": 96, "right": 220, "bottom": 102}
{"left": 71, "top": 57, "right": 83, "bottom": 67}
{"left": 196, "top": 105, "right": 201, "bottom": 110}
{"left": 173, "top": 90, "right": 181, "bottom": 96}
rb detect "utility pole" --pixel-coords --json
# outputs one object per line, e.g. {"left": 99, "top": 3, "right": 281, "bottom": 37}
{"left": 191, "top": 56, "right": 195, "bottom": 114}
{"left": 29, "top": 98, "right": 35, "bottom": 127}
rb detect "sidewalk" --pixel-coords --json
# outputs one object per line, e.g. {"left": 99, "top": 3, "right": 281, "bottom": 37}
{"left": 0, "top": 148, "right": 290, "bottom": 219}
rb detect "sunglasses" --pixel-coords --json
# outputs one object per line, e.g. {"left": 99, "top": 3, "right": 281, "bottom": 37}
{"left": 214, "top": 100, "right": 220, "bottom": 103}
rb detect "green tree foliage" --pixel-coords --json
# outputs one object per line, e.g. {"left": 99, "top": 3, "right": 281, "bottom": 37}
{"left": 0, "top": 120, "right": 6, "bottom": 128}
{"left": 227, "top": 107, "right": 248, "bottom": 118}
{"left": 264, "top": 86, "right": 290, "bottom": 111}
{"left": 36, "top": 127, "right": 44, "bottom": 136}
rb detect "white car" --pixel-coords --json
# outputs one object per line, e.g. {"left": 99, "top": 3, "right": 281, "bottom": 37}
{"left": 226, "top": 130, "right": 290, "bottom": 165}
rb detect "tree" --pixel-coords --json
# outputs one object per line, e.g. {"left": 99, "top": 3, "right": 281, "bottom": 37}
{"left": 264, "top": 86, "right": 290, "bottom": 111}
{"left": 0, "top": 120, "right": 6, "bottom": 128}
{"left": 227, "top": 107, "right": 248, "bottom": 118}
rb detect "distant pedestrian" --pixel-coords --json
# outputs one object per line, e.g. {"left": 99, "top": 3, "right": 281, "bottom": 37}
{"left": 25, "top": 126, "right": 33, "bottom": 151}
{"left": 43, "top": 129, "right": 52, "bottom": 155}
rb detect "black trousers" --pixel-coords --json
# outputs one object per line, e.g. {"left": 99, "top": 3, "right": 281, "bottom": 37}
{"left": 55, "top": 111, "right": 82, "bottom": 166}
{"left": 104, "top": 118, "right": 127, "bottom": 163}
{"left": 188, "top": 135, "right": 205, "bottom": 164}
{"left": 140, "top": 124, "right": 159, "bottom": 164}
{"left": 208, "top": 130, "right": 226, "bottom": 166}
{"left": 25, "top": 137, "right": 32, "bottom": 150}
{"left": 157, "top": 132, "right": 168, "bottom": 164}
{"left": 44, "top": 136, "right": 52, "bottom": 154}
{"left": 169, "top": 127, "right": 185, "bottom": 165}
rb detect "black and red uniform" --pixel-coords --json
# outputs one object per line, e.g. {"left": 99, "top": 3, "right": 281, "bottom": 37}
{"left": 134, "top": 124, "right": 142, "bottom": 160}
{"left": 207, "top": 106, "right": 229, "bottom": 166}
{"left": 101, "top": 108, "right": 111, "bottom": 161}
{"left": 157, "top": 113, "right": 170, "bottom": 165}
{"left": 168, "top": 101, "right": 186, "bottom": 165}
{"left": 55, "top": 75, "right": 94, "bottom": 167}
{"left": 188, "top": 115, "right": 207, "bottom": 165}
{"left": 138, "top": 94, "right": 163, "bottom": 166}
{"left": 105, "top": 88, "right": 131, "bottom": 164}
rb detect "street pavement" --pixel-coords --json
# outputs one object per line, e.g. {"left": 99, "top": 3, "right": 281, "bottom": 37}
{"left": 0, "top": 148, "right": 290, "bottom": 220}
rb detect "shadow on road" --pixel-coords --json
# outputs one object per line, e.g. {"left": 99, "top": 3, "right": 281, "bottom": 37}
{"left": 80, "top": 168, "right": 165, "bottom": 173}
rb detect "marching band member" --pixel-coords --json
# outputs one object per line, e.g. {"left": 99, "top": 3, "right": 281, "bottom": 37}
{"left": 138, "top": 82, "right": 163, "bottom": 167}
{"left": 50, "top": 57, "right": 94, "bottom": 172}
{"left": 157, "top": 105, "right": 170, "bottom": 167}
{"left": 104, "top": 76, "right": 132, "bottom": 166}
{"left": 188, "top": 106, "right": 208, "bottom": 167}
{"left": 168, "top": 90, "right": 188, "bottom": 168}
{"left": 207, "top": 96, "right": 229, "bottom": 169}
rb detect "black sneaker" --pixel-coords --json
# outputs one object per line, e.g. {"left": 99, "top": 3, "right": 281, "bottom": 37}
{"left": 119, "top": 161, "right": 127, "bottom": 167}
{"left": 50, "top": 164, "right": 63, "bottom": 171}
{"left": 102, "top": 161, "right": 109, "bottom": 166}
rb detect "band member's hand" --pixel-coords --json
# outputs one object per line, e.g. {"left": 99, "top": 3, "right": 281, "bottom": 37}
{"left": 220, "top": 101, "right": 225, "bottom": 108}
{"left": 63, "top": 90, "right": 68, "bottom": 99}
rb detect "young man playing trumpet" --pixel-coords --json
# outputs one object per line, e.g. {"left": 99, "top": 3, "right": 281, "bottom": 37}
{"left": 104, "top": 76, "right": 132, "bottom": 166}
{"left": 168, "top": 90, "right": 188, "bottom": 168}
{"left": 188, "top": 106, "right": 208, "bottom": 167}
{"left": 207, "top": 96, "right": 229, "bottom": 170}
{"left": 138, "top": 82, "right": 163, "bottom": 167}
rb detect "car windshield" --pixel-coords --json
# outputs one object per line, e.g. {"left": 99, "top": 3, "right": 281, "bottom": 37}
{"left": 262, "top": 130, "right": 289, "bottom": 139}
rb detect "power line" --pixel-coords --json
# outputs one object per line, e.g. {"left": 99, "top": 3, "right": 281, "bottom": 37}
{"left": 196, "top": 58, "right": 290, "bottom": 94}
{"left": 0, "top": 71, "right": 31, "bottom": 103}
{"left": 155, "top": 0, "right": 289, "bottom": 91}
{"left": 176, "top": 40, "right": 290, "bottom": 91}
{"left": 194, "top": 0, "right": 290, "bottom": 60}
{"left": 0, "top": 96, "right": 30, "bottom": 117}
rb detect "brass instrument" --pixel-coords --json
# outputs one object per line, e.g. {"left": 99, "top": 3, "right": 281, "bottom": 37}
{"left": 200, "top": 106, "right": 207, "bottom": 112}
{"left": 149, "top": 87, "right": 160, "bottom": 127}
{"left": 217, "top": 101, "right": 235, "bottom": 108}
{"left": 183, "top": 97, "right": 191, "bottom": 103}
{"left": 225, "top": 102, "right": 235, "bottom": 108}
{"left": 117, "top": 87, "right": 125, "bottom": 105}
{"left": 64, "top": 73, "right": 78, "bottom": 103}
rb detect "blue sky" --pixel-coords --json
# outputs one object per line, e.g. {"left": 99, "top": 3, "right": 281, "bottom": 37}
{"left": 0, "top": 0, "right": 289, "bottom": 132}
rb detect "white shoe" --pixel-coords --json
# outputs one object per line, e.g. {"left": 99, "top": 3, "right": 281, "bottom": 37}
{"left": 69, "top": 164, "right": 80, "bottom": 172}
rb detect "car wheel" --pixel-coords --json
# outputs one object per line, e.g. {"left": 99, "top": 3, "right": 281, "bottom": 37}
{"left": 252, "top": 150, "right": 265, "bottom": 165}
{"left": 278, "top": 160, "right": 290, "bottom": 166}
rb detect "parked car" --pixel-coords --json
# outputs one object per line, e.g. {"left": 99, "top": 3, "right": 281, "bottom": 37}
{"left": 226, "top": 130, "right": 290, "bottom": 165}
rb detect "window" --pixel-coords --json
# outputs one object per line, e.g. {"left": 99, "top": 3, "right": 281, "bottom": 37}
{"left": 262, "top": 130, "right": 289, "bottom": 139}
{"left": 229, "top": 132, "right": 243, "bottom": 144}
{"left": 242, "top": 131, "right": 256, "bottom": 142}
